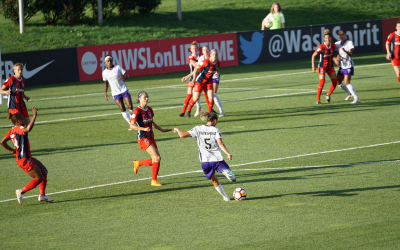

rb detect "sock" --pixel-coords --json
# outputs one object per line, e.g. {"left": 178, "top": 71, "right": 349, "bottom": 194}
{"left": 208, "top": 101, "right": 214, "bottom": 113}
{"left": 128, "top": 109, "right": 133, "bottom": 116}
{"left": 317, "top": 79, "right": 325, "bottom": 101}
{"left": 187, "top": 99, "right": 196, "bottom": 112}
{"left": 204, "top": 92, "right": 210, "bottom": 104}
{"left": 214, "top": 184, "right": 229, "bottom": 200}
{"left": 139, "top": 159, "right": 153, "bottom": 166}
{"left": 21, "top": 178, "right": 41, "bottom": 194}
{"left": 339, "top": 83, "right": 351, "bottom": 95}
{"left": 121, "top": 111, "right": 130, "bottom": 124}
{"left": 213, "top": 93, "right": 224, "bottom": 113}
{"left": 182, "top": 94, "right": 192, "bottom": 113}
{"left": 347, "top": 84, "right": 358, "bottom": 99}
{"left": 327, "top": 78, "right": 337, "bottom": 96}
{"left": 39, "top": 176, "right": 47, "bottom": 195}
{"left": 195, "top": 99, "right": 201, "bottom": 112}
{"left": 152, "top": 162, "right": 160, "bottom": 180}
{"left": 397, "top": 77, "right": 400, "bottom": 84}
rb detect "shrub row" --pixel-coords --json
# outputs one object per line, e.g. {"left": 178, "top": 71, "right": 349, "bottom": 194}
{"left": 0, "top": 0, "right": 161, "bottom": 25}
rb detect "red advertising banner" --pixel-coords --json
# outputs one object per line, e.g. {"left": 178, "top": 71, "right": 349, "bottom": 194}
{"left": 382, "top": 18, "right": 400, "bottom": 51}
{"left": 77, "top": 33, "right": 238, "bottom": 82}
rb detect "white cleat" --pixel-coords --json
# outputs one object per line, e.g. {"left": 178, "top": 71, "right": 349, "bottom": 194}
{"left": 219, "top": 112, "right": 225, "bottom": 117}
{"left": 351, "top": 98, "right": 360, "bottom": 104}
{"left": 223, "top": 196, "right": 230, "bottom": 201}
{"left": 15, "top": 189, "right": 22, "bottom": 205}
{"left": 344, "top": 94, "right": 352, "bottom": 101}
{"left": 194, "top": 109, "right": 201, "bottom": 117}
{"left": 128, "top": 128, "right": 133, "bottom": 131}
{"left": 38, "top": 195, "right": 54, "bottom": 202}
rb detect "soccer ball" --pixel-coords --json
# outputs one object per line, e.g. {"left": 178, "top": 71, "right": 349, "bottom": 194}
{"left": 264, "top": 20, "right": 272, "bottom": 28}
{"left": 233, "top": 187, "right": 247, "bottom": 201}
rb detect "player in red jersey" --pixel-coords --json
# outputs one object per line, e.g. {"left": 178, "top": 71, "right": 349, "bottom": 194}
{"left": 182, "top": 49, "right": 220, "bottom": 117}
{"left": 0, "top": 63, "right": 31, "bottom": 124}
{"left": 312, "top": 29, "right": 340, "bottom": 104}
{"left": 0, "top": 106, "right": 53, "bottom": 205}
{"left": 131, "top": 91, "right": 172, "bottom": 186}
{"left": 386, "top": 20, "right": 400, "bottom": 85}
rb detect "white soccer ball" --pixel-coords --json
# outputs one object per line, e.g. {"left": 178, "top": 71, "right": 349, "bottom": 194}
{"left": 264, "top": 20, "right": 272, "bottom": 28}
{"left": 233, "top": 187, "right": 247, "bottom": 201}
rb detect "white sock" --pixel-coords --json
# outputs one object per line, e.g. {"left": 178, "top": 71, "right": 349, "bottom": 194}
{"left": 215, "top": 184, "right": 229, "bottom": 201}
{"left": 347, "top": 84, "right": 358, "bottom": 99}
{"left": 339, "top": 83, "right": 351, "bottom": 95}
{"left": 128, "top": 109, "right": 133, "bottom": 116}
{"left": 121, "top": 111, "right": 130, "bottom": 124}
{"left": 213, "top": 93, "right": 224, "bottom": 113}
{"left": 195, "top": 99, "right": 201, "bottom": 111}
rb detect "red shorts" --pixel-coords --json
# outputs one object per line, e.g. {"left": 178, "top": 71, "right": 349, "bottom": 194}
{"left": 188, "top": 80, "right": 194, "bottom": 88}
{"left": 137, "top": 137, "right": 157, "bottom": 151}
{"left": 318, "top": 67, "right": 335, "bottom": 75}
{"left": 391, "top": 58, "right": 400, "bottom": 67}
{"left": 194, "top": 81, "right": 213, "bottom": 93}
{"left": 9, "top": 108, "right": 29, "bottom": 118}
{"left": 16, "top": 157, "right": 36, "bottom": 173}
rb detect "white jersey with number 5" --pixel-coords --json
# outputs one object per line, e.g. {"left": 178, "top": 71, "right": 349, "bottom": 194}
{"left": 188, "top": 125, "right": 224, "bottom": 162}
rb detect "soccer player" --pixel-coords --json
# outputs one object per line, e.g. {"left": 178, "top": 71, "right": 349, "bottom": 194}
{"left": 335, "top": 30, "right": 360, "bottom": 103}
{"left": 311, "top": 29, "right": 339, "bottom": 104}
{"left": 131, "top": 91, "right": 172, "bottom": 186}
{"left": 102, "top": 55, "right": 133, "bottom": 128}
{"left": 386, "top": 19, "right": 400, "bottom": 85}
{"left": 182, "top": 49, "right": 220, "bottom": 117}
{"left": 174, "top": 110, "right": 235, "bottom": 201}
{"left": 0, "top": 106, "right": 53, "bottom": 205}
{"left": 0, "top": 63, "right": 31, "bottom": 125}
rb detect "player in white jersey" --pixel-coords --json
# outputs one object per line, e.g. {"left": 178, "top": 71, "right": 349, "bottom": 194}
{"left": 334, "top": 30, "right": 360, "bottom": 104}
{"left": 174, "top": 111, "right": 235, "bottom": 201}
{"left": 102, "top": 55, "right": 134, "bottom": 127}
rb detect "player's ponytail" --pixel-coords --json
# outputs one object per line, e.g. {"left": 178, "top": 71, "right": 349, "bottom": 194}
{"left": 191, "top": 41, "right": 198, "bottom": 46}
{"left": 200, "top": 110, "right": 218, "bottom": 122}
{"left": 324, "top": 29, "right": 332, "bottom": 37}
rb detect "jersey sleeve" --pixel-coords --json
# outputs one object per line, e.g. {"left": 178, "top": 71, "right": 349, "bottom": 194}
{"left": 387, "top": 33, "right": 393, "bottom": 43}
{"left": 130, "top": 108, "right": 140, "bottom": 123}
{"left": 216, "top": 128, "right": 224, "bottom": 140}
{"left": 315, "top": 44, "right": 323, "bottom": 54}
{"left": 118, "top": 65, "right": 126, "bottom": 76}
{"left": 150, "top": 107, "right": 154, "bottom": 117}
{"left": 3, "top": 77, "right": 12, "bottom": 88}
{"left": 188, "top": 126, "right": 198, "bottom": 138}
{"left": 347, "top": 41, "right": 354, "bottom": 50}
{"left": 280, "top": 13, "right": 285, "bottom": 23}
{"left": 4, "top": 129, "right": 12, "bottom": 140}
{"left": 102, "top": 70, "right": 107, "bottom": 81}
{"left": 198, "top": 59, "right": 208, "bottom": 70}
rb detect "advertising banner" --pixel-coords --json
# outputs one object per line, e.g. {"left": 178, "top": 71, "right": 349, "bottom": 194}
{"left": 1, "top": 48, "right": 79, "bottom": 86}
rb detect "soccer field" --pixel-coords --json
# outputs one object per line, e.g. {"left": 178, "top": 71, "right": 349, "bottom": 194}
{"left": 1, "top": 51, "right": 399, "bottom": 249}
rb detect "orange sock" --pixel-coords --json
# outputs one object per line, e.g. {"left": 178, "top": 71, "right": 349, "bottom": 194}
{"left": 181, "top": 94, "right": 192, "bottom": 113}
{"left": 327, "top": 78, "right": 337, "bottom": 96}
{"left": 152, "top": 162, "right": 160, "bottom": 180}
{"left": 208, "top": 101, "right": 214, "bottom": 113}
{"left": 397, "top": 77, "right": 400, "bottom": 84}
{"left": 187, "top": 99, "right": 196, "bottom": 112}
{"left": 21, "top": 178, "right": 41, "bottom": 194}
{"left": 317, "top": 79, "right": 325, "bottom": 101}
{"left": 39, "top": 176, "right": 47, "bottom": 195}
{"left": 139, "top": 159, "right": 153, "bottom": 166}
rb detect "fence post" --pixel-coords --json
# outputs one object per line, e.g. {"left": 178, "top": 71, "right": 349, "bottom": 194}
{"left": 177, "top": 0, "right": 182, "bottom": 21}
{"left": 98, "top": 0, "right": 103, "bottom": 27}
{"left": 19, "top": 0, "right": 24, "bottom": 33}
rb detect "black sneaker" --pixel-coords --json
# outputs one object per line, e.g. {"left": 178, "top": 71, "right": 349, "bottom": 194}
{"left": 179, "top": 113, "right": 185, "bottom": 117}
{"left": 325, "top": 95, "right": 330, "bottom": 103}
{"left": 186, "top": 111, "right": 191, "bottom": 118}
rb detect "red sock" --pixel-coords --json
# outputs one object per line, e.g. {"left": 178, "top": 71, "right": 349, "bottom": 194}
{"left": 152, "top": 162, "right": 160, "bottom": 181}
{"left": 39, "top": 176, "right": 47, "bottom": 195}
{"left": 139, "top": 159, "right": 153, "bottom": 166}
{"left": 203, "top": 92, "right": 210, "bottom": 104}
{"left": 397, "top": 77, "right": 400, "bottom": 84}
{"left": 317, "top": 79, "right": 325, "bottom": 101}
{"left": 327, "top": 78, "right": 338, "bottom": 96}
{"left": 21, "top": 178, "right": 41, "bottom": 194}
{"left": 187, "top": 99, "right": 196, "bottom": 112}
{"left": 181, "top": 94, "right": 192, "bottom": 113}
{"left": 208, "top": 101, "right": 214, "bottom": 113}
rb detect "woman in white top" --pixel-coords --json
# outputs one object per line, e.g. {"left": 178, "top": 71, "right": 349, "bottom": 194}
{"left": 174, "top": 111, "right": 235, "bottom": 201}
{"left": 335, "top": 30, "right": 360, "bottom": 104}
{"left": 261, "top": 2, "right": 285, "bottom": 30}
{"left": 102, "top": 55, "right": 134, "bottom": 126}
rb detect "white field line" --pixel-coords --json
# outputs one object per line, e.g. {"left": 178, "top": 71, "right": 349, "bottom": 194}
{"left": 0, "top": 140, "right": 399, "bottom": 203}
{"left": 0, "top": 90, "right": 314, "bottom": 128}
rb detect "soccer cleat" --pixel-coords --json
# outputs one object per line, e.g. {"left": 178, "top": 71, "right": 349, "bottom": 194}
{"left": 222, "top": 169, "right": 236, "bottom": 182}
{"left": 211, "top": 109, "right": 217, "bottom": 114}
{"left": 194, "top": 109, "right": 201, "bottom": 117}
{"left": 133, "top": 160, "right": 140, "bottom": 174}
{"left": 151, "top": 180, "right": 162, "bottom": 186}
{"left": 316, "top": 101, "right": 321, "bottom": 105}
{"left": 219, "top": 112, "right": 225, "bottom": 117}
{"left": 179, "top": 113, "right": 185, "bottom": 117}
{"left": 325, "top": 95, "right": 330, "bottom": 103}
{"left": 344, "top": 94, "right": 352, "bottom": 101}
{"left": 128, "top": 128, "right": 133, "bottom": 131}
{"left": 38, "top": 195, "right": 54, "bottom": 202}
{"left": 351, "top": 98, "right": 360, "bottom": 104}
{"left": 15, "top": 189, "right": 22, "bottom": 205}
{"left": 186, "top": 111, "right": 191, "bottom": 118}
{"left": 223, "top": 196, "right": 230, "bottom": 201}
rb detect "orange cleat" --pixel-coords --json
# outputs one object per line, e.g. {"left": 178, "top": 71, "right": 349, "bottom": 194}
{"left": 133, "top": 160, "right": 140, "bottom": 174}
{"left": 151, "top": 180, "right": 162, "bottom": 186}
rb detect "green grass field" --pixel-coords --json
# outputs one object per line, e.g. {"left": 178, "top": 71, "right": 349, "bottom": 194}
{"left": 0, "top": 51, "right": 399, "bottom": 249}
{"left": 0, "top": 0, "right": 399, "bottom": 53}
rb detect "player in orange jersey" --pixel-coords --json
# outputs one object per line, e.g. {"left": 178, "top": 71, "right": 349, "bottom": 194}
{"left": 182, "top": 49, "right": 220, "bottom": 117}
{"left": 0, "top": 63, "right": 31, "bottom": 125}
{"left": 131, "top": 91, "right": 172, "bottom": 186}
{"left": 0, "top": 106, "right": 53, "bottom": 205}
{"left": 312, "top": 29, "right": 340, "bottom": 104}
{"left": 386, "top": 20, "right": 400, "bottom": 85}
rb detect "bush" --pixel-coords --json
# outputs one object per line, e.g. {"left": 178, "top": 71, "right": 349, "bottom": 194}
{"left": 63, "top": 0, "right": 91, "bottom": 24}
{"left": 88, "top": 0, "right": 119, "bottom": 19}
{"left": 136, "top": 0, "right": 161, "bottom": 14}
{"left": 0, "top": 0, "right": 38, "bottom": 25}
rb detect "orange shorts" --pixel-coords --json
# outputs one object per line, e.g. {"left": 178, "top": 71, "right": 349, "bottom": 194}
{"left": 318, "top": 67, "right": 335, "bottom": 75}
{"left": 16, "top": 157, "right": 36, "bottom": 173}
{"left": 391, "top": 58, "right": 400, "bottom": 67}
{"left": 9, "top": 109, "right": 29, "bottom": 118}
{"left": 188, "top": 80, "right": 194, "bottom": 88}
{"left": 194, "top": 81, "right": 213, "bottom": 93}
{"left": 137, "top": 137, "right": 157, "bottom": 151}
